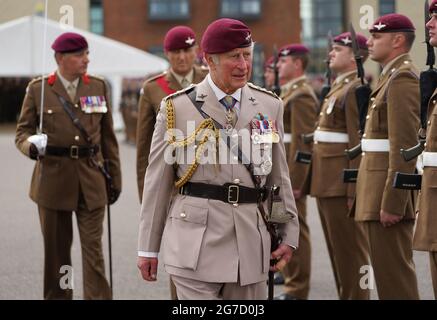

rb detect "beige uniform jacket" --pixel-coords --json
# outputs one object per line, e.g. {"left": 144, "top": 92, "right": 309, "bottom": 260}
{"left": 414, "top": 88, "right": 437, "bottom": 251}
{"left": 136, "top": 66, "right": 208, "bottom": 199}
{"left": 281, "top": 78, "right": 318, "bottom": 194}
{"left": 310, "top": 72, "right": 361, "bottom": 198}
{"left": 355, "top": 55, "right": 420, "bottom": 221}
{"left": 15, "top": 73, "right": 121, "bottom": 211}
{"left": 137, "top": 78, "right": 299, "bottom": 286}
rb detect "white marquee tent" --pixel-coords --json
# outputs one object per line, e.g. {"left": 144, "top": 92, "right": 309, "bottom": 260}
{"left": 0, "top": 15, "right": 169, "bottom": 129}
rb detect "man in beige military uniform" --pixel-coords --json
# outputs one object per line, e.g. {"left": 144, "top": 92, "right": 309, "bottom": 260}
{"left": 274, "top": 44, "right": 318, "bottom": 300}
{"left": 413, "top": 1, "right": 437, "bottom": 299}
{"left": 136, "top": 26, "right": 208, "bottom": 200}
{"left": 310, "top": 32, "right": 370, "bottom": 299}
{"left": 15, "top": 32, "right": 121, "bottom": 299}
{"left": 137, "top": 18, "right": 299, "bottom": 300}
{"left": 355, "top": 14, "right": 420, "bottom": 299}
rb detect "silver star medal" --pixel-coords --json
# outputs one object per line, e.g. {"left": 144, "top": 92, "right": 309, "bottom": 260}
{"left": 326, "top": 96, "right": 336, "bottom": 115}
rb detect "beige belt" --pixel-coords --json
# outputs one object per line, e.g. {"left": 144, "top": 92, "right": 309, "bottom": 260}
{"left": 314, "top": 130, "right": 349, "bottom": 143}
{"left": 361, "top": 139, "right": 390, "bottom": 152}
{"left": 423, "top": 152, "right": 437, "bottom": 167}
{"left": 283, "top": 133, "right": 292, "bottom": 143}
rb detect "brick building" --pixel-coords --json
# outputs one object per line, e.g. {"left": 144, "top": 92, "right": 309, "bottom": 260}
{"left": 101, "top": 0, "right": 301, "bottom": 85}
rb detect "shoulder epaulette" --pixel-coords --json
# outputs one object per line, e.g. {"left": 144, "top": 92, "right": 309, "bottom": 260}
{"left": 248, "top": 82, "right": 279, "bottom": 99}
{"left": 87, "top": 74, "right": 106, "bottom": 82}
{"left": 146, "top": 71, "right": 167, "bottom": 83}
{"left": 163, "top": 84, "right": 196, "bottom": 102}
{"left": 28, "top": 75, "right": 47, "bottom": 85}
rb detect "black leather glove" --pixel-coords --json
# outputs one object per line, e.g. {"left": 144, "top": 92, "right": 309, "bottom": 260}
{"left": 108, "top": 187, "right": 120, "bottom": 205}
{"left": 29, "top": 143, "right": 39, "bottom": 160}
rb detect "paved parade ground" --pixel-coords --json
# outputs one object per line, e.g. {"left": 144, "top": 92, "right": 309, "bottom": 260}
{"left": 0, "top": 128, "right": 434, "bottom": 300}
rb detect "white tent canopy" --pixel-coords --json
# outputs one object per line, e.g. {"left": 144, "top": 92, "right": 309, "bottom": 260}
{"left": 0, "top": 15, "right": 169, "bottom": 128}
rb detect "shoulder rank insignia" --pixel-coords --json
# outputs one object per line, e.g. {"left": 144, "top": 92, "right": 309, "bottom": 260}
{"left": 163, "top": 84, "right": 196, "bottom": 102}
{"left": 247, "top": 82, "right": 279, "bottom": 99}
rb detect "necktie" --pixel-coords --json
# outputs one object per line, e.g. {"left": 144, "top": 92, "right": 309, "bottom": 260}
{"left": 181, "top": 78, "right": 190, "bottom": 88}
{"left": 66, "top": 83, "right": 76, "bottom": 101}
{"left": 220, "top": 95, "right": 238, "bottom": 128}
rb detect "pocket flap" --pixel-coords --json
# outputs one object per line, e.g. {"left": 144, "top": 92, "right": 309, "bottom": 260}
{"left": 172, "top": 204, "right": 208, "bottom": 225}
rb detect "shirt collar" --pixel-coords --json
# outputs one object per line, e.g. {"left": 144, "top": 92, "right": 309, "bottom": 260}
{"left": 207, "top": 74, "right": 241, "bottom": 103}
{"left": 170, "top": 68, "right": 194, "bottom": 86}
{"left": 57, "top": 70, "right": 79, "bottom": 90}
{"left": 381, "top": 53, "right": 409, "bottom": 76}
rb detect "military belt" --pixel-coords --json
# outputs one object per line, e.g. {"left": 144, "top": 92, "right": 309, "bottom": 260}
{"left": 178, "top": 182, "right": 268, "bottom": 204}
{"left": 283, "top": 133, "right": 292, "bottom": 143}
{"left": 423, "top": 152, "right": 437, "bottom": 167}
{"left": 46, "top": 145, "right": 99, "bottom": 159}
{"left": 314, "top": 130, "right": 349, "bottom": 143}
{"left": 361, "top": 139, "right": 390, "bottom": 152}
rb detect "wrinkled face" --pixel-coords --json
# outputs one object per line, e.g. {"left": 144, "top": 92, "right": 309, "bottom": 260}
{"left": 366, "top": 32, "right": 394, "bottom": 64}
{"left": 276, "top": 55, "right": 299, "bottom": 82}
{"left": 207, "top": 46, "right": 253, "bottom": 94}
{"left": 329, "top": 44, "right": 354, "bottom": 73}
{"left": 57, "top": 49, "right": 89, "bottom": 79}
{"left": 426, "top": 13, "right": 437, "bottom": 47}
{"left": 264, "top": 67, "right": 275, "bottom": 88}
{"left": 166, "top": 47, "right": 197, "bottom": 76}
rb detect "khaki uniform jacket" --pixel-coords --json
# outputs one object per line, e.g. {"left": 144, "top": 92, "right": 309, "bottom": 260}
{"left": 15, "top": 73, "right": 122, "bottom": 211}
{"left": 281, "top": 78, "right": 318, "bottom": 194}
{"left": 136, "top": 66, "right": 208, "bottom": 200}
{"left": 414, "top": 88, "right": 437, "bottom": 251}
{"left": 355, "top": 55, "right": 420, "bottom": 221}
{"left": 137, "top": 78, "right": 299, "bottom": 286}
{"left": 310, "top": 72, "right": 361, "bottom": 198}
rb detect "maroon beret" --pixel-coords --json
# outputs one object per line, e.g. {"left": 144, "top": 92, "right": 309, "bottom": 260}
{"left": 51, "top": 32, "right": 88, "bottom": 53}
{"left": 430, "top": 0, "right": 437, "bottom": 13}
{"left": 333, "top": 32, "right": 368, "bottom": 50}
{"left": 164, "top": 26, "right": 196, "bottom": 51}
{"left": 264, "top": 56, "right": 275, "bottom": 69}
{"left": 369, "top": 13, "right": 416, "bottom": 33}
{"left": 278, "top": 44, "right": 309, "bottom": 57}
{"left": 201, "top": 18, "right": 252, "bottom": 54}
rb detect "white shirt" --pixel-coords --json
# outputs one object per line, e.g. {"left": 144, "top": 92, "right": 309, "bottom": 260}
{"left": 57, "top": 70, "right": 79, "bottom": 92}
{"left": 207, "top": 74, "right": 241, "bottom": 115}
{"left": 170, "top": 68, "right": 194, "bottom": 88}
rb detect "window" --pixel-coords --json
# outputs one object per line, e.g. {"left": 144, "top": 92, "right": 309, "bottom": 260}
{"left": 251, "top": 43, "right": 264, "bottom": 86}
{"left": 90, "top": 0, "right": 103, "bottom": 35}
{"left": 220, "top": 0, "right": 262, "bottom": 19}
{"left": 301, "top": 0, "right": 344, "bottom": 74}
{"left": 379, "top": 0, "right": 396, "bottom": 15}
{"left": 149, "top": 0, "right": 190, "bottom": 21}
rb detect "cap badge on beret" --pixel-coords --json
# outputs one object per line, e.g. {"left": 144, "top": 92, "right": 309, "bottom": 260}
{"left": 374, "top": 22, "right": 387, "bottom": 31}
{"left": 280, "top": 49, "right": 290, "bottom": 56}
{"left": 245, "top": 33, "right": 252, "bottom": 42}
{"left": 341, "top": 37, "right": 352, "bottom": 45}
{"left": 185, "top": 37, "right": 195, "bottom": 45}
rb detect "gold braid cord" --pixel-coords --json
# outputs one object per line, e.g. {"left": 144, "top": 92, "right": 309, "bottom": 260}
{"left": 166, "top": 98, "right": 218, "bottom": 188}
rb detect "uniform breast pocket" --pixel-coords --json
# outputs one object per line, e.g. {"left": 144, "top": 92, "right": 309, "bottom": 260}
{"left": 41, "top": 107, "right": 61, "bottom": 133}
{"left": 164, "top": 204, "right": 208, "bottom": 270}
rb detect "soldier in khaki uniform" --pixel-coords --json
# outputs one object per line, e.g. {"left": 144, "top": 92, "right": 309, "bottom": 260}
{"left": 310, "top": 32, "right": 370, "bottom": 299}
{"left": 274, "top": 44, "right": 318, "bottom": 300}
{"left": 263, "top": 56, "right": 275, "bottom": 90}
{"left": 354, "top": 14, "right": 420, "bottom": 299}
{"left": 15, "top": 33, "right": 121, "bottom": 299}
{"left": 137, "top": 18, "right": 299, "bottom": 300}
{"left": 136, "top": 26, "right": 208, "bottom": 200}
{"left": 414, "top": 1, "right": 437, "bottom": 299}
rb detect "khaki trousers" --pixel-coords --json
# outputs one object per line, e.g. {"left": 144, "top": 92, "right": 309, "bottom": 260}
{"left": 362, "top": 220, "right": 419, "bottom": 300}
{"left": 316, "top": 197, "right": 369, "bottom": 299}
{"left": 38, "top": 202, "right": 111, "bottom": 300}
{"left": 171, "top": 275, "right": 267, "bottom": 300}
{"left": 281, "top": 196, "right": 311, "bottom": 299}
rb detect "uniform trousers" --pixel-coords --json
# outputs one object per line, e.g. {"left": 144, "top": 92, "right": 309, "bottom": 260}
{"left": 316, "top": 196, "right": 369, "bottom": 299}
{"left": 361, "top": 220, "right": 419, "bottom": 300}
{"left": 171, "top": 275, "right": 267, "bottom": 300}
{"left": 38, "top": 198, "right": 111, "bottom": 300}
{"left": 281, "top": 196, "right": 311, "bottom": 299}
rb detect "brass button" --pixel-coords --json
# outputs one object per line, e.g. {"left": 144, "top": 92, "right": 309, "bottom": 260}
{"left": 48, "top": 109, "right": 53, "bottom": 114}
{"left": 428, "top": 120, "right": 432, "bottom": 125}
{"left": 424, "top": 143, "right": 427, "bottom": 148}
{"left": 74, "top": 135, "right": 80, "bottom": 141}
{"left": 363, "top": 133, "right": 366, "bottom": 138}
{"left": 74, "top": 104, "right": 79, "bottom": 108}
{"left": 233, "top": 178, "right": 240, "bottom": 184}
{"left": 180, "top": 212, "right": 186, "bottom": 218}
{"left": 366, "top": 115, "right": 370, "bottom": 120}
{"left": 370, "top": 97, "right": 375, "bottom": 102}
{"left": 362, "top": 152, "right": 365, "bottom": 156}
{"left": 433, "top": 100, "right": 436, "bottom": 105}
{"left": 317, "top": 126, "right": 321, "bottom": 130}
{"left": 320, "top": 112, "right": 324, "bottom": 116}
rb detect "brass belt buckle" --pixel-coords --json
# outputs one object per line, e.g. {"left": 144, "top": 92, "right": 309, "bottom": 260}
{"left": 228, "top": 185, "right": 239, "bottom": 204}
{"left": 70, "top": 145, "right": 79, "bottom": 159}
